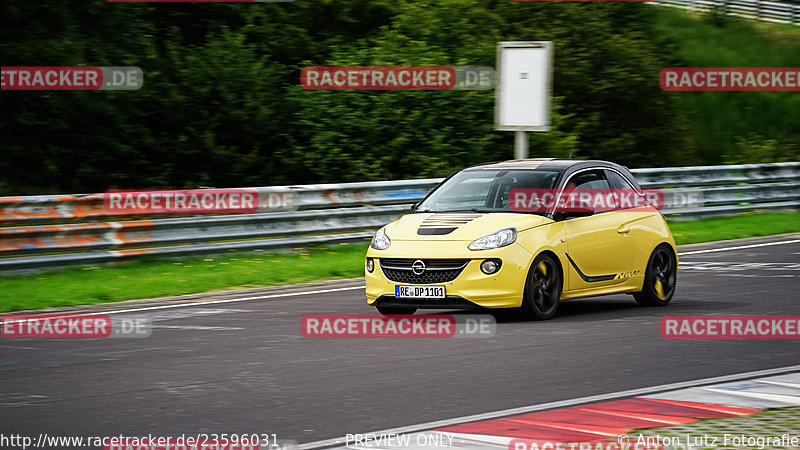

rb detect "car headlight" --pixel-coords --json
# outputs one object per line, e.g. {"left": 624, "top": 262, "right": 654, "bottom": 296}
{"left": 468, "top": 228, "right": 517, "bottom": 251}
{"left": 370, "top": 227, "right": 391, "bottom": 250}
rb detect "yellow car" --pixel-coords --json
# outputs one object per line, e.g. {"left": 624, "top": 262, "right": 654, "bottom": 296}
{"left": 365, "top": 158, "right": 677, "bottom": 320}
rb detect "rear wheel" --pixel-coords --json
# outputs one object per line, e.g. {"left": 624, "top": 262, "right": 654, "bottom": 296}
{"left": 376, "top": 306, "right": 417, "bottom": 315}
{"left": 634, "top": 245, "right": 677, "bottom": 306}
{"left": 520, "top": 254, "right": 562, "bottom": 320}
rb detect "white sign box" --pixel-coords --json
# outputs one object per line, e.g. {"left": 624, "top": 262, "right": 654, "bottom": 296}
{"left": 495, "top": 41, "right": 553, "bottom": 131}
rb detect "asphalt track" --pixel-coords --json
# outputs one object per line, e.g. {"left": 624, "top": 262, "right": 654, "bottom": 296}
{"left": 0, "top": 233, "right": 799, "bottom": 449}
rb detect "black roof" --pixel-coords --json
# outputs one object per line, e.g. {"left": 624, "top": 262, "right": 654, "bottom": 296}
{"left": 462, "top": 158, "right": 640, "bottom": 188}
{"left": 466, "top": 158, "right": 628, "bottom": 173}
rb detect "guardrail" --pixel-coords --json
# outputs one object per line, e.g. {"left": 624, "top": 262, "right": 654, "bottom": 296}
{"left": 0, "top": 179, "right": 441, "bottom": 225}
{"left": 1, "top": 162, "right": 798, "bottom": 272}
{"left": 654, "top": 0, "right": 800, "bottom": 25}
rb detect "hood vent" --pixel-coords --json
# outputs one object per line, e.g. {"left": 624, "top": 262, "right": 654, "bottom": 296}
{"left": 417, "top": 214, "right": 481, "bottom": 236}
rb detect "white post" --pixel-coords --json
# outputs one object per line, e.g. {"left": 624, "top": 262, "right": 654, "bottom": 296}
{"left": 515, "top": 130, "right": 528, "bottom": 159}
{"left": 496, "top": 42, "right": 553, "bottom": 159}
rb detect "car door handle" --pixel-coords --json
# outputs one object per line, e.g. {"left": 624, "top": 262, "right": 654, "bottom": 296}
{"left": 617, "top": 226, "right": 630, "bottom": 234}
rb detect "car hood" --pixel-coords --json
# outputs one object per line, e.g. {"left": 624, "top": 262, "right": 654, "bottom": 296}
{"left": 385, "top": 212, "right": 552, "bottom": 241}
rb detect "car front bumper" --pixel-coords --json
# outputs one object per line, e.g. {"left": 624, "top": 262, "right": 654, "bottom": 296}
{"left": 365, "top": 240, "right": 533, "bottom": 309}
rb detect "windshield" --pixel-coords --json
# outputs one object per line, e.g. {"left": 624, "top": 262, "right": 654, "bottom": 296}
{"left": 417, "top": 169, "right": 558, "bottom": 214}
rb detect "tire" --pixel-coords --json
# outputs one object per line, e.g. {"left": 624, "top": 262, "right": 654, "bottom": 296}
{"left": 520, "top": 254, "right": 562, "bottom": 320}
{"left": 634, "top": 245, "right": 677, "bottom": 307}
{"left": 376, "top": 306, "right": 417, "bottom": 316}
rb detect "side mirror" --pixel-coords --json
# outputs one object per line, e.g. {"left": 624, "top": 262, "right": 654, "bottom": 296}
{"left": 410, "top": 202, "right": 420, "bottom": 212}
{"left": 556, "top": 204, "right": 594, "bottom": 221}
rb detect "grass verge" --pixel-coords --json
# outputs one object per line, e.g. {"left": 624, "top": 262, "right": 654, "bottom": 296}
{"left": 630, "top": 406, "right": 800, "bottom": 449}
{"left": 1, "top": 211, "right": 799, "bottom": 312}
{"left": 667, "top": 211, "right": 800, "bottom": 244}
{"left": 0, "top": 242, "right": 370, "bottom": 313}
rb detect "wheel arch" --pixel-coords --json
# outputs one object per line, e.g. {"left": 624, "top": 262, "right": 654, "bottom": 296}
{"left": 529, "top": 249, "right": 565, "bottom": 292}
{"left": 634, "top": 241, "right": 678, "bottom": 305}
{"left": 636, "top": 241, "right": 676, "bottom": 291}
{"left": 653, "top": 241, "right": 679, "bottom": 273}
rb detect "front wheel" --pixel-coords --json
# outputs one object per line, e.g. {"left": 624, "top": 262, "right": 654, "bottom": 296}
{"left": 520, "top": 254, "right": 562, "bottom": 320}
{"left": 376, "top": 306, "right": 417, "bottom": 316}
{"left": 634, "top": 245, "right": 677, "bottom": 307}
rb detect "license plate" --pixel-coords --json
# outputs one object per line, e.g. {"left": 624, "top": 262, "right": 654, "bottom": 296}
{"left": 395, "top": 285, "right": 446, "bottom": 299}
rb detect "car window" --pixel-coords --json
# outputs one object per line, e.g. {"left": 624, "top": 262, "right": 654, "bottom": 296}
{"left": 563, "top": 169, "right": 610, "bottom": 191}
{"left": 418, "top": 169, "right": 557, "bottom": 214}
{"left": 432, "top": 176, "right": 495, "bottom": 210}
{"left": 605, "top": 169, "right": 635, "bottom": 190}
{"left": 495, "top": 171, "right": 558, "bottom": 209}
{"left": 558, "top": 169, "right": 611, "bottom": 218}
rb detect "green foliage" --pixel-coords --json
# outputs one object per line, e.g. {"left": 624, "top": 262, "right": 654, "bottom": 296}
{"left": 655, "top": 8, "right": 800, "bottom": 165}
{"left": 723, "top": 133, "right": 800, "bottom": 164}
{"left": 1, "top": 1, "right": 797, "bottom": 195}
{"left": 706, "top": 3, "right": 730, "bottom": 28}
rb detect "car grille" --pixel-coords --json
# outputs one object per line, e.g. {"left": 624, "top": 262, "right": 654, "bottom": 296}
{"left": 379, "top": 259, "right": 469, "bottom": 284}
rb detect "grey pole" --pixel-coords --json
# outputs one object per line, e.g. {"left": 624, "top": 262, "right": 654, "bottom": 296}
{"left": 515, "top": 130, "right": 528, "bottom": 159}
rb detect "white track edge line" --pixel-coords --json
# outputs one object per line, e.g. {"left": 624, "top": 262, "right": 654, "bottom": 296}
{"left": 295, "top": 364, "right": 800, "bottom": 450}
{"left": 678, "top": 239, "right": 800, "bottom": 256}
{"left": 97, "top": 286, "right": 366, "bottom": 315}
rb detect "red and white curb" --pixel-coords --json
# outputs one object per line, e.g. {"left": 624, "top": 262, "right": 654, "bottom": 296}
{"left": 303, "top": 369, "right": 800, "bottom": 450}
